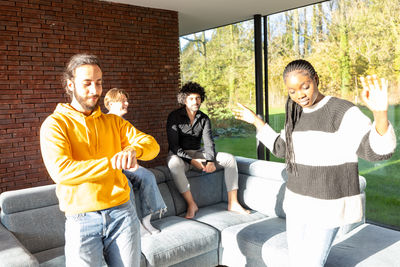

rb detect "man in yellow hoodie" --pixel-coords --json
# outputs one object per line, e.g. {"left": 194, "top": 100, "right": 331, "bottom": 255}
{"left": 40, "top": 54, "right": 160, "bottom": 267}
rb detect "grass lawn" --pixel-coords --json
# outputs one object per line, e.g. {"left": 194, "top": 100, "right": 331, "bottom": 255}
{"left": 215, "top": 104, "right": 400, "bottom": 229}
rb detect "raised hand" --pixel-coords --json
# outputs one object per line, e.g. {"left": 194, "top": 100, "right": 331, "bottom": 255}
{"left": 232, "top": 103, "right": 256, "bottom": 124}
{"left": 232, "top": 103, "right": 266, "bottom": 131}
{"left": 359, "top": 75, "right": 389, "bottom": 135}
{"left": 359, "top": 75, "right": 388, "bottom": 112}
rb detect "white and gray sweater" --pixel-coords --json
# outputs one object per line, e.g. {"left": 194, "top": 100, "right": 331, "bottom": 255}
{"left": 257, "top": 96, "right": 396, "bottom": 227}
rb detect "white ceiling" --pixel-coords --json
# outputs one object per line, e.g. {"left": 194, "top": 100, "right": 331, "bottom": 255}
{"left": 106, "top": 0, "right": 324, "bottom": 36}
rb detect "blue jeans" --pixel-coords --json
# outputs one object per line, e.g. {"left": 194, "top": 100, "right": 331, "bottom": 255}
{"left": 286, "top": 214, "right": 339, "bottom": 267}
{"left": 123, "top": 166, "right": 167, "bottom": 218}
{"left": 64, "top": 201, "right": 140, "bottom": 267}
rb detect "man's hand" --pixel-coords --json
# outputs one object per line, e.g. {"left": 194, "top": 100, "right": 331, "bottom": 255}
{"left": 191, "top": 158, "right": 206, "bottom": 171}
{"left": 111, "top": 147, "right": 139, "bottom": 171}
{"left": 203, "top": 162, "right": 216, "bottom": 173}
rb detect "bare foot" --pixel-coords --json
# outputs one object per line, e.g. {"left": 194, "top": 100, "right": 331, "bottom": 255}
{"left": 228, "top": 202, "right": 250, "bottom": 215}
{"left": 185, "top": 203, "right": 199, "bottom": 219}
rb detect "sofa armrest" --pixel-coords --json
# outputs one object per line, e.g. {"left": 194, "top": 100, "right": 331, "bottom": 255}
{"left": 0, "top": 223, "right": 39, "bottom": 267}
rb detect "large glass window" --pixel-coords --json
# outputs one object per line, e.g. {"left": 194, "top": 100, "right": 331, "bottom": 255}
{"left": 180, "top": 0, "right": 399, "bottom": 229}
{"left": 267, "top": 0, "right": 400, "bottom": 228}
{"left": 180, "top": 22, "right": 257, "bottom": 158}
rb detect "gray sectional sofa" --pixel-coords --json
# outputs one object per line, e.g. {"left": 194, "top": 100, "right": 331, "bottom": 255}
{"left": 1, "top": 156, "right": 399, "bottom": 267}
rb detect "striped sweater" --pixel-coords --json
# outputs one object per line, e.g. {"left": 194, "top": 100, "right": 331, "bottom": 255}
{"left": 257, "top": 96, "right": 396, "bottom": 227}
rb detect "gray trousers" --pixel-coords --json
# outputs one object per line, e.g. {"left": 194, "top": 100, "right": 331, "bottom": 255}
{"left": 167, "top": 150, "right": 239, "bottom": 193}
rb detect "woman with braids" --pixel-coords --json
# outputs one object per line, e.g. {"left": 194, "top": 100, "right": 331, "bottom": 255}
{"left": 233, "top": 59, "right": 396, "bottom": 267}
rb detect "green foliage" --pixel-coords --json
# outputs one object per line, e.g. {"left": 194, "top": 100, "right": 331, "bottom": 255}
{"left": 181, "top": 0, "right": 400, "bottom": 119}
{"left": 181, "top": 22, "right": 255, "bottom": 120}
{"left": 181, "top": 1, "right": 400, "bottom": 228}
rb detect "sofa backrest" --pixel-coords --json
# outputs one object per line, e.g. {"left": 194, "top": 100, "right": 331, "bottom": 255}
{"left": 0, "top": 184, "right": 65, "bottom": 254}
{"left": 236, "top": 156, "right": 288, "bottom": 218}
{"left": 153, "top": 166, "right": 225, "bottom": 217}
{"left": 131, "top": 167, "right": 177, "bottom": 219}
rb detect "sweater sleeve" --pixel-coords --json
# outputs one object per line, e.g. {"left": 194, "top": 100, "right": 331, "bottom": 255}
{"left": 201, "top": 116, "right": 216, "bottom": 162}
{"left": 40, "top": 117, "right": 112, "bottom": 185}
{"left": 357, "top": 121, "right": 396, "bottom": 161}
{"left": 166, "top": 111, "right": 193, "bottom": 163}
{"left": 256, "top": 123, "right": 286, "bottom": 159}
{"left": 339, "top": 106, "right": 396, "bottom": 161}
{"left": 120, "top": 120, "right": 160, "bottom": 161}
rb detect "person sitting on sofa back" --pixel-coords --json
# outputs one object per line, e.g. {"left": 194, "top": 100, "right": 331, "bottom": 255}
{"left": 104, "top": 88, "right": 167, "bottom": 236}
{"left": 166, "top": 81, "right": 249, "bottom": 218}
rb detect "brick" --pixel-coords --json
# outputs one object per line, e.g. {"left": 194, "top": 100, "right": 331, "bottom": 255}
{"left": 15, "top": 2, "right": 40, "bottom": 9}
{"left": 3, "top": 176, "right": 28, "bottom": 183}
{"left": 0, "top": 0, "right": 179, "bottom": 191}
{"left": 1, "top": 145, "right": 24, "bottom": 154}
{"left": 21, "top": 7, "right": 46, "bottom": 17}
{"left": 18, "top": 31, "right": 42, "bottom": 38}
{"left": 21, "top": 17, "right": 42, "bottom": 24}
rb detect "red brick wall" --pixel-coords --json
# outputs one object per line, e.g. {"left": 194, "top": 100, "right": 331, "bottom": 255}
{"left": 0, "top": 0, "right": 180, "bottom": 193}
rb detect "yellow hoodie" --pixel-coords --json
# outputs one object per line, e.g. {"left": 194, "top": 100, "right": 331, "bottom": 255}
{"left": 40, "top": 103, "right": 160, "bottom": 215}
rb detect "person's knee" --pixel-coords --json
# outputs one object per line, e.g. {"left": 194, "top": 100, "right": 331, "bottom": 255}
{"left": 167, "top": 155, "right": 185, "bottom": 169}
{"left": 141, "top": 171, "right": 156, "bottom": 186}
{"left": 217, "top": 152, "right": 236, "bottom": 166}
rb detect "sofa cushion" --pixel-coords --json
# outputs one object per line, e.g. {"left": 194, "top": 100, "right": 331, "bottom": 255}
{"left": 220, "top": 217, "right": 288, "bottom": 267}
{"left": 141, "top": 216, "right": 219, "bottom": 267}
{"left": 236, "top": 156, "right": 287, "bottom": 181}
{"left": 33, "top": 246, "right": 147, "bottom": 267}
{"left": 133, "top": 182, "right": 176, "bottom": 220}
{"left": 169, "top": 250, "right": 218, "bottom": 267}
{"left": 0, "top": 185, "right": 58, "bottom": 214}
{"left": 194, "top": 202, "right": 266, "bottom": 231}
{"left": 1, "top": 204, "right": 65, "bottom": 254}
{"left": 154, "top": 166, "right": 174, "bottom": 182}
{"left": 167, "top": 170, "right": 224, "bottom": 216}
{"left": 239, "top": 173, "right": 287, "bottom": 218}
{"left": 34, "top": 247, "right": 64, "bottom": 267}
{"left": 327, "top": 223, "right": 400, "bottom": 267}
{"left": 0, "top": 223, "right": 39, "bottom": 267}
{"left": 149, "top": 167, "right": 168, "bottom": 184}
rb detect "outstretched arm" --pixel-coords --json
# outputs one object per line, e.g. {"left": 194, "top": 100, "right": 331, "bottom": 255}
{"left": 232, "top": 103, "right": 266, "bottom": 131}
{"left": 232, "top": 103, "right": 284, "bottom": 157}
{"left": 354, "top": 75, "right": 396, "bottom": 161}
{"left": 359, "top": 75, "right": 389, "bottom": 135}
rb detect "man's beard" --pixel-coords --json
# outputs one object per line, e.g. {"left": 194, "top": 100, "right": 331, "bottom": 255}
{"left": 73, "top": 87, "right": 100, "bottom": 112}
{"left": 188, "top": 104, "right": 200, "bottom": 113}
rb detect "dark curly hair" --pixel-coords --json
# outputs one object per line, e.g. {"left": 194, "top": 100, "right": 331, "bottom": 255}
{"left": 177, "top": 82, "right": 206, "bottom": 105}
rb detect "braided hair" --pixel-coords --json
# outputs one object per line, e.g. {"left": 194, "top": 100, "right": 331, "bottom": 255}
{"left": 282, "top": 59, "right": 318, "bottom": 175}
